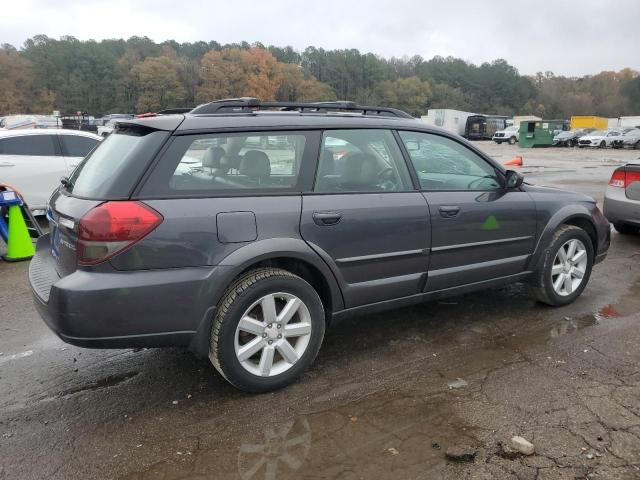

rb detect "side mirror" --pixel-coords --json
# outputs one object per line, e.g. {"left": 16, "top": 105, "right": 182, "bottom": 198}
{"left": 505, "top": 169, "right": 524, "bottom": 190}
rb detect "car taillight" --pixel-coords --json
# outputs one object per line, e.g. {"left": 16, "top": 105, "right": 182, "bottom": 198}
{"left": 609, "top": 169, "right": 640, "bottom": 188}
{"left": 627, "top": 171, "right": 640, "bottom": 186}
{"left": 609, "top": 169, "right": 626, "bottom": 187}
{"left": 77, "top": 201, "right": 163, "bottom": 265}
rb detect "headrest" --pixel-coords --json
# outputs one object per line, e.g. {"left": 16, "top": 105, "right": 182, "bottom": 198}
{"left": 239, "top": 150, "right": 271, "bottom": 178}
{"left": 202, "top": 147, "right": 226, "bottom": 169}
{"left": 318, "top": 150, "right": 335, "bottom": 176}
{"left": 340, "top": 152, "right": 377, "bottom": 184}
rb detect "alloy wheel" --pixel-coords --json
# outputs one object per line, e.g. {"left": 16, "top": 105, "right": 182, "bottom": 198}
{"left": 234, "top": 293, "right": 312, "bottom": 377}
{"left": 551, "top": 239, "right": 588, "bottom": 296}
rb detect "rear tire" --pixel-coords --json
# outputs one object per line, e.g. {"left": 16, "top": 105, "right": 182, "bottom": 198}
{"left": 614, "top": 223, "right": 639, "bottom": 235}
{"left": 635, "top": 140, "right": 640, "bottom": 150}
{"left": 209, "top": 268, "right": 325, "bottom": 393}
{"left": 532, "top": 225, "right": 594, "bottom": 307}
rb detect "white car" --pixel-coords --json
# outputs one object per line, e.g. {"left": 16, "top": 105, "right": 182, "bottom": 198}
{"left": 577, "top": 129, "right": 623, "bottom": 148}
{"left": 492, "top": 125, "right": 519, "bottom": 144}
{"left": 0, "top": 129, "right": 101, "bottom": 213}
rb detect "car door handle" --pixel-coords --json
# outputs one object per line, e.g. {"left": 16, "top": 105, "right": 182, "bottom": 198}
{"left": 312, "top": 211, "right": 342, "bottom": 226}
{"left": 439, "top": 206, "right": 461, "bottom": 218}
{"left": 0, "top": 162, "right": 16, "bottom": 167}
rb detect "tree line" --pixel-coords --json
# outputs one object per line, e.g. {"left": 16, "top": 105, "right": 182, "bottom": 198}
{"left": 1, "top": 35, "right": 639, "bottom": 119}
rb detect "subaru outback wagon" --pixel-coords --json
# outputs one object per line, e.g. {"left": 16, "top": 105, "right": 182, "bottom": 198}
{"left": 30, "top": 99, "right": 610, "bottom": 392}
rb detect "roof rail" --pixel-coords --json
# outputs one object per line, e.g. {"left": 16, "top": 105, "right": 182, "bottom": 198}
{"left": 189, "top": 97, "right": 414, "bottom": 119}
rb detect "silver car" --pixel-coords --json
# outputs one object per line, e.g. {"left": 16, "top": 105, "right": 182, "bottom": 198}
{"left": 603, "top": 159, "right": 640, "bottom": 234}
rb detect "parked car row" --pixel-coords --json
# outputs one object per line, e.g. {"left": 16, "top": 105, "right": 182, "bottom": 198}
{"left": 492, "top": 127, "right": 640, "bottom": 149}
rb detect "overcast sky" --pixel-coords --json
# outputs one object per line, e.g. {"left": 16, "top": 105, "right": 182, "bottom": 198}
{"left": 4, "top": 0, "right": 639, "bottom": 76}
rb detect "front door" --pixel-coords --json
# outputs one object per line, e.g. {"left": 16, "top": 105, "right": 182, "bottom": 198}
{"left": 301, "top": 129, "right": 431, "bottom": 308}
{"left": 398, "top": 130, "right": 537, "bottom": 292}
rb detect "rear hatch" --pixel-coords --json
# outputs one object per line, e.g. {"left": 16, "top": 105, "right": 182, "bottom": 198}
{"left": 48, "top": 120, "right": 176, "bottom": 277}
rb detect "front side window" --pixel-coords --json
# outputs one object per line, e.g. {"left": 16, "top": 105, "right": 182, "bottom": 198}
{"left": 145, "top": 132, "right": 307, "bottom": 195}
{"left": 0, "top": 135, "right": 57, "bottom": 156}
{"left": 399, "top": 131, "right": 502, "bottom": 191}
{"left": 314, "top": 129, "right": 412, "bottom": 193}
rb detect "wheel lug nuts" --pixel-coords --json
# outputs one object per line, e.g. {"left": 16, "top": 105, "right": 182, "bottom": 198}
{"left": 277, "top": 324, "right": 281, "bottom": 329}
{"left": 268, "top": 323, "right": 273, "bottom": 328}
{"left": 268, "top": 340, "right": 273, "bottom": 345}
{"left": 277, "top": 334, "right": 282, "bottom": 339}
{"left": 262, "top": 333, "right": 267, "bottom": 338}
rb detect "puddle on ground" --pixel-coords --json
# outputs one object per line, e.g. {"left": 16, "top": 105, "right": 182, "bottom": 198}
{"left": 123, "top": 390, "right": 474, "bottom": 480}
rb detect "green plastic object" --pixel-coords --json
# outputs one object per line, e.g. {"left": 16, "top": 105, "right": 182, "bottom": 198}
{"left": 3, "top": 205, "right": 35, "bottom": 261}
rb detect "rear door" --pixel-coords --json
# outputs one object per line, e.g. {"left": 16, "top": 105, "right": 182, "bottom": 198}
{"left": 300, "top": 129, "right": 430, "bottom": 308}
{"left": 398, "top": 130, "right": 537, "bottom": 291}
{"left": 0, "top": 133, "right": 63, "bottom": 209}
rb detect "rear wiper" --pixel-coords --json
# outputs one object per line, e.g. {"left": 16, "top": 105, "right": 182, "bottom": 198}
{"left": 60, "top": 176, "right": 74, "bottom": 190}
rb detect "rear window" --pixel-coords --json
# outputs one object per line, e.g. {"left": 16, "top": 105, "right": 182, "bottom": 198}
{"left": 140, "top": 131, "right": 313, "bottom": 197}
{"left": 67, "top": 129, "right": 168, "bottom": 199}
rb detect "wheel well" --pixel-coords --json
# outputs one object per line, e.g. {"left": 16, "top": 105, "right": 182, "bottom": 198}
{"left": 237, "top": 257, "right": 334, "bottom": 322}
{"left": 563, "top": 218, "right": 597, "bottom": 251}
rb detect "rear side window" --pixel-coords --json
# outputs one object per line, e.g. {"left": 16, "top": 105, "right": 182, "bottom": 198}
{"left": 59, "top": 135, "right": 98, "bottom": 157}
{"left": 0, "top": 135, "right": 57, "bottom": 156}
{"left": 68, "top": 129, "right": 169, "bottom": 199}
{"left": 141, "top": 132, "right": 312, "bottom": 196}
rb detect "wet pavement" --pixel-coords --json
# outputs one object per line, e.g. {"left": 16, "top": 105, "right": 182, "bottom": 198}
{"left": 2, "top": 144, "right": 640, "bottom": 479}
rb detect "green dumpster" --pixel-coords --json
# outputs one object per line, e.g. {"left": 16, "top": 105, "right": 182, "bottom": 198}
{"left": 519, "top": 120, "right": 559, "bottom": 148}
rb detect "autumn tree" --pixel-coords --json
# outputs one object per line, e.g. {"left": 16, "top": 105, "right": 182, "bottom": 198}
{"left": 0, "top": 48, "right": 34, "bottom": 114}
{"left": 374, "top": 76, "right": 431, "bottom": 116}
{"left": 131, "top": 56, "right": 185, "bottom": 112}
{"left": 278, "top": 64, "right": 336, "bottom": 102}
{"left": 198, "top": 47, "right": 283, "bottom": 102}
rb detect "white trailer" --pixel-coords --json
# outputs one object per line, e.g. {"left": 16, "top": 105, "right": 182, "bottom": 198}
{"left": 617, "top": 116, "right": 640, "bottom": 129}
{"left": 420, "top": 109, "right": 476, "bottom": 136}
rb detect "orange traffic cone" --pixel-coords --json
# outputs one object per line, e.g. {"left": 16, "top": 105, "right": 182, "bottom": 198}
{"left": 504, "top": 156, "right": 523, "bottom": 167}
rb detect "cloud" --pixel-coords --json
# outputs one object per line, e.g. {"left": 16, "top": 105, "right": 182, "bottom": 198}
{"left": 3, "top": 0, "right": 639, "bottom": 76}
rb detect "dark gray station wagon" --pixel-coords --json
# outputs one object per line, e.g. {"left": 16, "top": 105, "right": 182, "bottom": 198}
{"left": 30, "top": 99, "right": 611, "bottom": 392}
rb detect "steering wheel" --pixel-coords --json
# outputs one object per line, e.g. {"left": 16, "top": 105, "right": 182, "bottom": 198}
{"left": 467, "top": 175, "right": 496, "bottom": 189}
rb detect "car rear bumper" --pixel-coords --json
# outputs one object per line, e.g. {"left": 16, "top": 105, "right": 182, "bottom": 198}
{"left": 29, "top": 234, "right": 227, "bottom": 352}
{"left": 603, "top": 186, "right": 640, "bottom": 226}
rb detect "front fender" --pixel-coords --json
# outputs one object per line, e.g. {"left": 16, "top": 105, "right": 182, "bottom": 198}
{"left": 527, "top": 204, "right": 597, "bottom": 273}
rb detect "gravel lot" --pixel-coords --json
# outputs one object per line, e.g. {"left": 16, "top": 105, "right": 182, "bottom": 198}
{"left": 1, "top": 142, "right": 640, "bottom": 480}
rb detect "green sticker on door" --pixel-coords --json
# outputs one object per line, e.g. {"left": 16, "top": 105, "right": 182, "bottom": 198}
{"left": 482, "top": 215, "right": 501, "bottom": 230}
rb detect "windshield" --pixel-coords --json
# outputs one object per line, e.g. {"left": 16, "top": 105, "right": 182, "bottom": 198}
{"left": 589, "top": 130, "right": 605, "bottom": 136}
{"left": 68, "top": 129, "right": 168, "bottom": 199}
{"left": 504, "top": 126, "right": 517, "bottom": 132}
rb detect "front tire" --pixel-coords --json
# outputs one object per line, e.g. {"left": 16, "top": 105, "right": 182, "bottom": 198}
{"left": 210, "top": 268, "right": 325, "bottom": 393}
{"left": 614, "top": 223, "right": 639, "bottom": 235}
{"left": 599, "top": 140, "right": 606, "bottom": 148}
{"left": 508, "top": 136, "right": 517, "bottom": 145}
{"left": 532, "top": 225, "right": 594, "bottom": 307}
